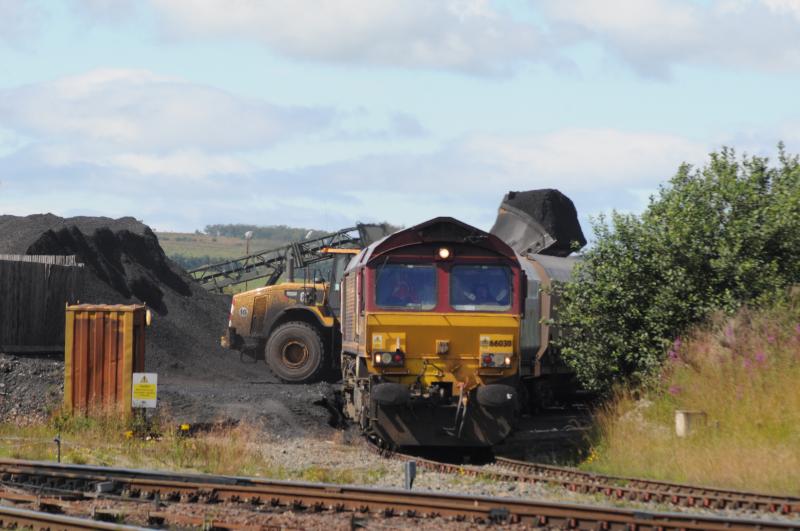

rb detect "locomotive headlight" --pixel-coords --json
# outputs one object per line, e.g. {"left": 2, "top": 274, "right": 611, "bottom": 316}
{"left": 504, "top": 356, "right": 512, "bottom": 366}
{"left": 374, "top": 351, "right": 405, "bottom": 367}
{"left": 437, "top": 247, "right": 451, "bottom": 260}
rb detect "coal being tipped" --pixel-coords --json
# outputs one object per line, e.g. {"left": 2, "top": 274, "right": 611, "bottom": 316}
{"left": 0, "top": 214, "right": 249, "bottom": 379}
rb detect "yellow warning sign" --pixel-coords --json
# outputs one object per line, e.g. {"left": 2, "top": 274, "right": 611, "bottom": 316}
{"left": 132, "top": 373, "right": 158, "bottom": 408}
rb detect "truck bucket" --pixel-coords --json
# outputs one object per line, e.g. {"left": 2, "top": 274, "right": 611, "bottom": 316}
{"left": 490, "top": 189, "right": 586, "bottom": 257}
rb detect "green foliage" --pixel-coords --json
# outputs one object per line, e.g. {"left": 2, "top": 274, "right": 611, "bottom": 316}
{"left": 560, "top": 145, "right": 800, "bottom": 392}
{"left": 204, "top": 223, "right": 315, "bottom": 241}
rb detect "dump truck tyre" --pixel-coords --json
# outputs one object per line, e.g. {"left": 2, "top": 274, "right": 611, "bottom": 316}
{"left": 265, "top": 321, "right": 326, "bottom": 383}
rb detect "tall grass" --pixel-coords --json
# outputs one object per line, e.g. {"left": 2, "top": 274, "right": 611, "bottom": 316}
{"left": 0, "top": 413, "right": 273, "bottom": 475}
{"left": 585, "top": 293, "right": 800, "bottom": 495}
{"left": 0, "top": 414, "right": 387, "bottom": 484}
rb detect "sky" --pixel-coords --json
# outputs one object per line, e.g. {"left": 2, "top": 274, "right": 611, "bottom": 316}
{"left": 0, "top": 0, "right": 798, "bottom": 234}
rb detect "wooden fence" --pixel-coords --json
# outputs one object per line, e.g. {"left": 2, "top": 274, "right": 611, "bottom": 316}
{"left": 0, "top": 255, "right": 84, "bottom": 353}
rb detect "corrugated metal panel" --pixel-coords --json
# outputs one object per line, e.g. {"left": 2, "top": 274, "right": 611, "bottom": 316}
{"left": 64, "top": 304, "right": 146, "bottom": 415}
{"left": 0, "top": 255, "right": 80, "bottom": 266}
{"left": 0, "top": 258, "right": 84, "bottom": 352}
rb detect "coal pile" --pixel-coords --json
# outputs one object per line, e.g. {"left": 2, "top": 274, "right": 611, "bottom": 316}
{"left": 0, "top": 214, "right": 248, "bottom": 379}
{"left": 491, "top": 189, "right": 586, "bottom": 256}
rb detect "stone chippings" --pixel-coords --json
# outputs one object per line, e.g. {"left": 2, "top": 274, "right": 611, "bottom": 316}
{"left": 0, "top": 353, "right": 62, "bottom": 424}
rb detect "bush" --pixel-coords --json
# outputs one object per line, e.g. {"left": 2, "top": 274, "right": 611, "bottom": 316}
{"left": 560, "top": 146, "right": 800, "bottom": 392}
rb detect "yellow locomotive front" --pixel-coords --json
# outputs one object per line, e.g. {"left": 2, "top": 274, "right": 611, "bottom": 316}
{"left": 340, "top": 217, "right": 522, "bottom": 448}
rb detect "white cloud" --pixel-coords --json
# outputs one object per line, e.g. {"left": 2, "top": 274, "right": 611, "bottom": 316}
{"left": 454, "top": 129, "right": 706, "bottom": 189}
{"left": 540, "top": 0, "right": 800, "bottom": 77}
{"left": 0, "top": 0, "right": 42, "bottom": 46}
{"left": 109, "top": 151, "right": 253, "bottom": 179}
{"left": 60, "top": 0, "right": 800, "bottom": 78}
{"left": 762, "top": 0, "right": 800, "bottom": 20}
{"left": 0, "top": 121, "right": 710, "bottom": 231}
{"left": 143, "top": 0, "right": 542, "bottom": 75}
{"left": 0, "top": 69, "right": 334, "bottom": 153}
{"left": 68, "top": 0, "right": 140, "bottom": 23}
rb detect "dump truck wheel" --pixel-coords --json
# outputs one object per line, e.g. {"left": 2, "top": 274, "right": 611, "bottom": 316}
{"left": 265, "top": 322, "right": 325, "bottom": 383}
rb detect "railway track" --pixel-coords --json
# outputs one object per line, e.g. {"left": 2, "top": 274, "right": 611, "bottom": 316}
{"left": 0, "top": 459, "right": 797, "bottom": 530}
{"left": 494, "top": 456, "right": 800, "bottom": 514}
{"left": 0, "top": 503, "right": 149, "bottom": 530}
{"left": 379, "top": 448, "right": 800, "bottom": 517}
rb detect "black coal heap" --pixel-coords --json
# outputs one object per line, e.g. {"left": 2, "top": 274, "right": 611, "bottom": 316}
{"left": 0, "top": 214, "right": 240, "bottom": 378}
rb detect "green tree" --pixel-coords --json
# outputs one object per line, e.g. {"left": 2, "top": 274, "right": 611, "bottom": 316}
{"left": 560, "top": 146, "right": 800, "bottom": 392}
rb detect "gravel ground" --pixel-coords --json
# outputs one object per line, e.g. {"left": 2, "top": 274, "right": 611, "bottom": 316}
{"left": 0, "top": 353, "right": 62, "bottom": 424}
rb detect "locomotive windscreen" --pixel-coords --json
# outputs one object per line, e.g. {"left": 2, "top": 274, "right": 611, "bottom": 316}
{"left": 450, "top": 265, "right": 512, "bottom": 311}
{"left": 375, "top": 264, "right": 437, "bottom": 310}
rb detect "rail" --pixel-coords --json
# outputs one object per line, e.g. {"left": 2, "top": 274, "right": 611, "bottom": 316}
{"left": 375, "top": 449, "right": 800, "bottom": 516}
{"left": 0, "top": 459, "right": 797, "bottom": 529}
{"left": 0, "top": 504, "right": 148, "bottom": 530}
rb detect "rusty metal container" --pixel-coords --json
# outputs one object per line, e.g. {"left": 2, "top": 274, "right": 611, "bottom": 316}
{"left": 64, "top": 304, "right": 146, "bottom": 415}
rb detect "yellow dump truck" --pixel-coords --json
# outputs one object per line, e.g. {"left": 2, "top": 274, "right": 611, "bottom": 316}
{"left": 224, "top": 276, "right": 342, "bottom": 382}
{"left": 201, "top": 225, "right": 391, "bottom": 382}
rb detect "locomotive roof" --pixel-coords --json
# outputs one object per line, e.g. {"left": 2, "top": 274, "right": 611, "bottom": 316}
{"left": 346, "top": 216, "right": 518, "bottom": 272}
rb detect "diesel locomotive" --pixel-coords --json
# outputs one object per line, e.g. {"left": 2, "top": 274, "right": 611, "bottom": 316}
{"left": 339, "top": 217, "right": 523, "bottom": 447}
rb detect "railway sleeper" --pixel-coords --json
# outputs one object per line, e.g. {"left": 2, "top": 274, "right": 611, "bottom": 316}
{"left": 291, "top": 499, "right": 306, "bottom": 510}
{"left": 487, "top": 507, "right": 510, "bottom": 523}
{"left": 92, "top": 507, "right": 126, "bottom": 523}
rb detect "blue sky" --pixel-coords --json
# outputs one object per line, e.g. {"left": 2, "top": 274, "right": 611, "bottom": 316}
{"left": 1, "top": 0, "right": 799, "bottom": 233}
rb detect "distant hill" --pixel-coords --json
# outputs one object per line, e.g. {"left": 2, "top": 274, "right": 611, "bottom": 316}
{"left": 157, "top": 222, "right": 400, "bottom": 271}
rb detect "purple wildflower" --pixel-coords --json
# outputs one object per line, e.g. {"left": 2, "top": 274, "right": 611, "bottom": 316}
{"left": 743, "top": 358, "right": 753, "bottom": 370}
{"left": 668, "top": 385, "right": 682, "bottom": 396}
{"left": 755, "top": 351, "right": 767, "bottom": 364}
{"left": 725, "top": 325, "right": 734, "bottom": 339}
{"left": 673, "top": 337, "right": 682, "bottom": 350}
{"left": 668, "top": 350, "right": 679, "bottom": 361}
{"left": 767, "top": 335, "right": 776, "bottom": 343}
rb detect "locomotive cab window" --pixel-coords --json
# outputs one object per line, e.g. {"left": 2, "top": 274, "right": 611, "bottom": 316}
{"left": 376, "top": 264, "right": 437, "bottom": 310}
{"left": 450, "top": 265, "right": 512, "bottom": 311}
